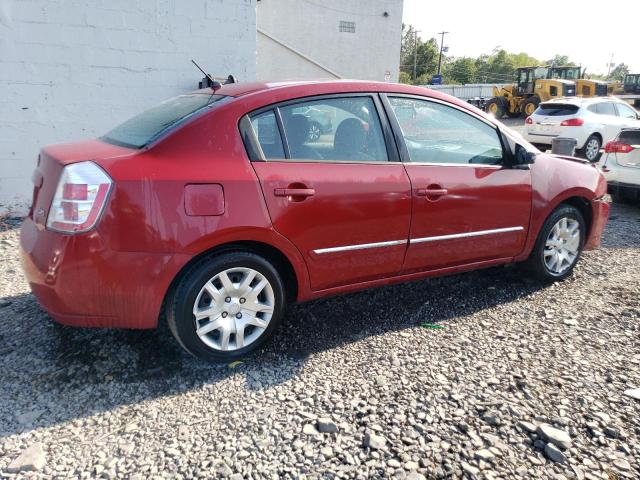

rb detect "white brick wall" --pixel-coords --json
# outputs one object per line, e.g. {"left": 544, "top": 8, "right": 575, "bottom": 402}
{"left": 0, "top": 0, "right": 257, "bottom": 215}
{"left": 257, "top": 0, "right": 403, "bottom": 82}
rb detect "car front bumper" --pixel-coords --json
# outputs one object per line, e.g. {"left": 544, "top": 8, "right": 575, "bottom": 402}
{"left": 19, "top": 218, "right": 190, "bottom": 329}
{"left": 584, "top": 198, "right": 610, "bottom": 251}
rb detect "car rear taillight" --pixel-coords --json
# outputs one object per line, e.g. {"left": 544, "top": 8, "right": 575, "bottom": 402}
{"left": 604, "top": 141, "right": 635, "bottom": 154}
{"left": 46, "top": 161, "right": 112, "bottom": 233}
{"left": 560, "top": 118, "right": 584, "bottom": 126}
{"left": 525, "top": 116, "right": 533, "bottom": 125}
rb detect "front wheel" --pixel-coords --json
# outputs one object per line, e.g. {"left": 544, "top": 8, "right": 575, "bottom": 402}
{"left": 525, "top": 205, "right": 585, "bottom": 281}
{"left": 166, "top": 252, "right": 286, "bottom": 361}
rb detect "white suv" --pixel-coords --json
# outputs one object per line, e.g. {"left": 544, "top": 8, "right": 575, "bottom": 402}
{"left": 524, "top": 97, "right": 640, "bottom": 162}
{"left": 599, "top": 128, "right": 640, "bottom": 204}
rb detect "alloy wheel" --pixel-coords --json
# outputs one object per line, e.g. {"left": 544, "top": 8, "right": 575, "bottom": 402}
{"left": 192, "top": 267, "right": 275, "bottom": 351}
{"left": 308, "top": 123, "right": 321, "bottom": 141}
{"left": 585, "top": 138, "right": 600, "bottom": 161}
{"left": 543, "top": 217, "right": 581, "bottom": 275}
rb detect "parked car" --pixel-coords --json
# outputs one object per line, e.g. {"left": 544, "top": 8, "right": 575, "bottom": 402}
{"left": 599, "top": 128, "right": 640, "bottom": 204}
{"left": 523, "top": 97, "right": 640, "bottom": 162}
{"left": 20, "top": 80, "right": 609, "bottom": 361}
{"left": 291, "top": 105, "right": 333, "bottom": 141}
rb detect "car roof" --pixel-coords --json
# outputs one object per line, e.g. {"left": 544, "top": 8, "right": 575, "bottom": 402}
{"left": 190, "top": 79, "right": 461, "bottom": 102}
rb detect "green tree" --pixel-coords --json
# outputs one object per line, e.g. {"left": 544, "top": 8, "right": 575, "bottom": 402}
{"left": 400, "top": 24, "right": 439, "bottom": 84}
{"left": 609, "top": 63, "right": 630, "bottom": 81}
{"left": 547, "top": 54, "right": 575, "bottom": 67}
{"left": 444, "top": 57, "right": 477, "bottom": 84}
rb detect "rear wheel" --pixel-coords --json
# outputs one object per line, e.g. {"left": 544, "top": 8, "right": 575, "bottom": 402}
{"left": 167, "top": 252, "right": 286, "bottom": 361}
{"left": 523, "top": 97, "right": 540, "bottom": 117}
{"left": 485, "top": 98, "right": 505, "bottom": 118}
{"left": 579, "top": 134, "right": 601, "bottom": 162}
{"left": 525, "top": 205, "right": 585, "bottom": 281}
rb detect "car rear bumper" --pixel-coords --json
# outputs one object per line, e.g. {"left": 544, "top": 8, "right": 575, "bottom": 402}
{"left": 584, "top": 198, "right": 610, "bottom": 250}
{"left": 524, "top": 128, "right": 589, "bottom": 149}
{"left": 19, "top": 218, "right": 190, "bottom": 329}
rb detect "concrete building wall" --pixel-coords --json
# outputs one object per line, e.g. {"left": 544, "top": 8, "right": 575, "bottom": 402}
{"left": 0, "top": 0, "right": 256, "bottom": 214}
{"left": 257, "top": 0, "right": 403, "bottom": 82}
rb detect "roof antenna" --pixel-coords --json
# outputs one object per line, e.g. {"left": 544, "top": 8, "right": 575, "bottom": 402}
{"left": 192, "top": 59, "right": 221, "bottom": 91}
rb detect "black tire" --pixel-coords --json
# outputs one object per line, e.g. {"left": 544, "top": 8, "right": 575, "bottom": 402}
{"left": 524, "top": 205, "right": 586, "bottom": 282}
{"left": 522, "top": 97, "right": 540, "bottom": 117}
{"left": 166, "top": 252, "right": 286, "bottom": 362}
{"left": 578, "top": 134, "right": 602, "bottom": 162}
{"left": 485, "top": 98, "right": 505, "bottom": 118}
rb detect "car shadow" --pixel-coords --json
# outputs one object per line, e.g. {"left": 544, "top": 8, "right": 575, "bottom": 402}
{"left": 0, "top": 263, "right": 548, "bottom": 438}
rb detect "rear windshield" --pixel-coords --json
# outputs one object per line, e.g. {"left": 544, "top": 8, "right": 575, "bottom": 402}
{"left": 102, "top": 94, "right": 227, "bottom": 148}
{"left": 618, "top": 130, "right": 640, "bottom": 144}
{"left": 536, "top": 104, "right": 579, "bottom": 116}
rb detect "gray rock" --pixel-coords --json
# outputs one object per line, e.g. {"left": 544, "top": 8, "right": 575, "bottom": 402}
{"left": 518, "top": 421, "right": 537, "bottom": 433}
{"left": 537, "top": 424, "right": 572, "bottom": 450}
{"left": 317, "top": 417, "right": 339, "bottom": 433}
{"left": 6, "top": 443, "right": 46, "bottom": 473}
{"left": 623, "top": 388, "right": 640, "bottom": 400}
{"left": 364, "top": 433, "right": 387, "bottom": 450}
{"left": 475, "top": 448, "right": 494, "bottom": 461}
{"left": 613, "top": 458, "right": 631, "bottom": 471}
{"left": 544, "top": 443, "right": 567, "bottom": 463}
{"left": 303, "top": 423, "right": 319, "bottom": 436}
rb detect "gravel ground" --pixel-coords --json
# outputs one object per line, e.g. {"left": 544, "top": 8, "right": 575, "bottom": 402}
{"left": 0, "top": 202, "right": 639, "bottom": 479}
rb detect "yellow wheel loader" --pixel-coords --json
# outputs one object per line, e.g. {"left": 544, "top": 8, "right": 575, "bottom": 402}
{"left": 549, "top": 66, "right": 608, "bottom": 97}
{"left": 485, "top": 67, "right": 577, "bottom": 118}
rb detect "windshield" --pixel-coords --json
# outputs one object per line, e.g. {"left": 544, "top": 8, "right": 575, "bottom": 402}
{"left": 102, "top": 94, "right": 227, "bottom": 148}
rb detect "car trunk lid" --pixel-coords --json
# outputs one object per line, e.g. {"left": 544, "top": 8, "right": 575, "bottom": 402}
{"left": 29, "top": 139, "right": 135, "bottom": 227}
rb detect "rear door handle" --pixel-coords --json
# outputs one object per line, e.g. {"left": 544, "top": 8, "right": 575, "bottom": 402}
{"left": 415, "top": 188, "right": 448, "bottom": 197}
{"left": 274, "top": 188, "right": 315, "bottom": 198}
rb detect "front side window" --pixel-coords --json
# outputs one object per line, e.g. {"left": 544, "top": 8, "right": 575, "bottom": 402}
{"left": 598, "top": 102, "right": 617, "bottom": 116}
{"left": 616, "top": 103, "right": 638, "bottom": 119}
{"left": 103, "top": 94, "right": 227, "bottom": 148}
{"left": 388, "top": 97, "right": 503, "bottom": 165}
{"left": 278, "top": 96, "right": 388, "bottom": 162}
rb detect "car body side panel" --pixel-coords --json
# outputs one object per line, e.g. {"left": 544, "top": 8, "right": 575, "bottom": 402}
{"left": 514, "top": 154, "right": 608, "bottom": 261}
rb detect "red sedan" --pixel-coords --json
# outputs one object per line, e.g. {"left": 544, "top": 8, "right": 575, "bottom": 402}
{"left": 20, "top": 80, "right": 609, "bottom": 361}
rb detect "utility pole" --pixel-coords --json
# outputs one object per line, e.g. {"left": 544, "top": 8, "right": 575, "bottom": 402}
{"left": 606, "top": 53, "right": 614, "bottom": 78}
{"left": 413, "top": 29, "right": 421, "bottom": 82}
{"left": 437, "top": 31, "right": 449, "bottom": 76}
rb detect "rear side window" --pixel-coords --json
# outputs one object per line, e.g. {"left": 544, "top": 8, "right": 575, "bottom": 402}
{"left": 103, "top": 94, "right": 227, "bottom": 148}
{"left": 597, "top": 102, "right": 617, "bottom": 116}
{"left": 249, "top": 96, "right": 389, "bottom": 162}
{"left": 249, "top": 111, "right": 285, "bottom": 159}
{"left": 536, "top": 104, "right": 579, "bottom": 116}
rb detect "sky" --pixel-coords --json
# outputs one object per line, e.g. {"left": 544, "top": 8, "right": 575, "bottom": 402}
{"left": 402, "top": 0, "right": 639, "bottom": 75}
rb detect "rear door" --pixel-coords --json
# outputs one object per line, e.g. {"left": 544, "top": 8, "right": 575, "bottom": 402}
{"left": 383, "top": 95, "right": 532, "bottom": 273}
{"left": 244, "top": 94, "right": 412, "bottom": 291}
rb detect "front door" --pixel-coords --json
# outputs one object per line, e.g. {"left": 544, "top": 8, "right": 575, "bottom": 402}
{"left": 384, "top": 95, "right": 532, "bottom": 273}
{"left": 247, "top": 95, "right": 412, "bottom": 290}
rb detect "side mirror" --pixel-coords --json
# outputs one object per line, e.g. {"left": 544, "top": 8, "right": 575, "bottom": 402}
{"left": 515, "top": 144, "right": 536, "bottom": 165}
